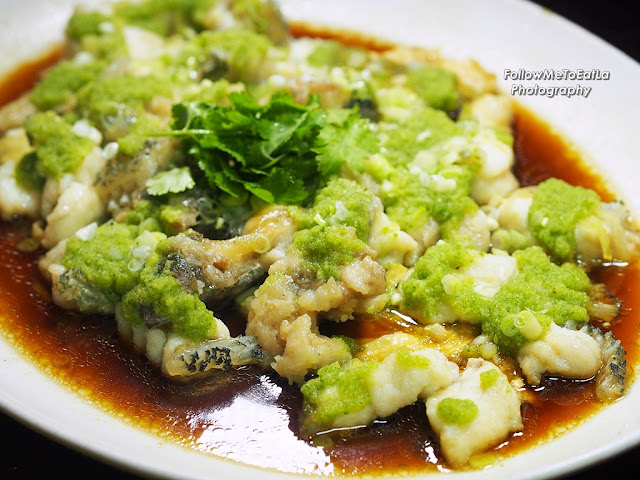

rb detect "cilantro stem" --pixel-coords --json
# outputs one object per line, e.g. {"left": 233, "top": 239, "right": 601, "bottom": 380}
{"left": 151, "top": 129, "right": 213, "bottom": 137}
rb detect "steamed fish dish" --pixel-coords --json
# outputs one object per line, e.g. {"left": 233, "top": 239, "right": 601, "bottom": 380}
{"left": 0, "top": 0, "right": 637, "bottom": 470}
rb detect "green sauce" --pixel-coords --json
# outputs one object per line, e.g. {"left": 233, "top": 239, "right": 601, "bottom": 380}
{"left": 401, "top": 242, "right": 477, "bottom": 320}
{"left": 30, "top": 60, "right": 106, "bottom": 111}
{"left": 529, "top": 178, "right": 601, "bottom": 260}
{"left": 121, "top": 253, "right": 220, "bottom": 340}
{"left": 305, "top": 178, "right": 376, "bottom": 241}
{"left": 436, "top": 397, "right": 478, "bottom": 425}
{"left": 406, "top": 66, "right": 461, "bottom": 112}
{"left": 62, "top": 221, "right": 141, "bottom": 302}
{"left": 24, "top": 111, "right": 95, "bottom": 179}
{"left": 77, "top": 74, "right": 174, "bottom": 125}
{"left": 292, "top": 224, "right": 370, "bottom": 280}
{"left": 301, "top": 359, "right": 377, "bottom": 431}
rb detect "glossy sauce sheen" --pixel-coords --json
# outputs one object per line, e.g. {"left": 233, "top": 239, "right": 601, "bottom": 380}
{"left": 1, "top": 29, "right": 639, "bottom": 476}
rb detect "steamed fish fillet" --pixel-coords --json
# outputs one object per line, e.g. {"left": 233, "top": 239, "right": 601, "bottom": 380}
{"left": 489, "top": 185, "right": 640, "bottom": 264}
{"left": 517, "top": 322, "right": 602, "bottom": 384}
{"left": 246, "top": 246, "right": 387, "bottom": 383}
{"left": 116, "top": 308, "right": 269, "bottom": 380}
{"left": 300, "top": 341, "right": 458, "bottom": 435}
{"left": 0, "top": 128, "right": 40, "bottom": 220}
{"left": 165, "top": 205, "right": 297, "bottom": 306}
{"left": 425, "top": 358, "right": 523, "bottom": 468}
{"left": 517, "top": 321, "right": 626, "bottom": 400}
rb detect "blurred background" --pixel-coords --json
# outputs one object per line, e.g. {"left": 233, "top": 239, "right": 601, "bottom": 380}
{"left": 533, "top": 0, "right": 639, "bottom": 62}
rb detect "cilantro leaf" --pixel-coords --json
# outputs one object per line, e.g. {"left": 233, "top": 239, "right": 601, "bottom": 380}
{"left": 146, "top": 166, "right": 195, "bottom": 196}
{"left": 313, "top": 108, "right": 379, "bottom": 175}
{"left": 165, "top": 92, "right": 380, "bottom": 205}
{"left": 169, "top": 92, "right": 326, "bottom": 204}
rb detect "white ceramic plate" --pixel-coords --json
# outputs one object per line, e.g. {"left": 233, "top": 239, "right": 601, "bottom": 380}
{"left": 1, "top": 1, "right": 639, "bottom": 479}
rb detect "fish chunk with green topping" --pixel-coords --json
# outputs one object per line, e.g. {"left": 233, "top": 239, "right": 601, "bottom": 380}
{"left": 489, "top": 178, "right": 640, "bottom": 264}
{"left": 300, "top": 342, "right": 458, "bottom": 435}
{"left": 425, "top": 358, "right": 523, "bottom": 468}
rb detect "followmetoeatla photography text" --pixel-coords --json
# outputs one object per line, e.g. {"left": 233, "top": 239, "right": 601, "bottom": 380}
{"left": 504, "top": 68, "right": 610, "bottom": 98}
